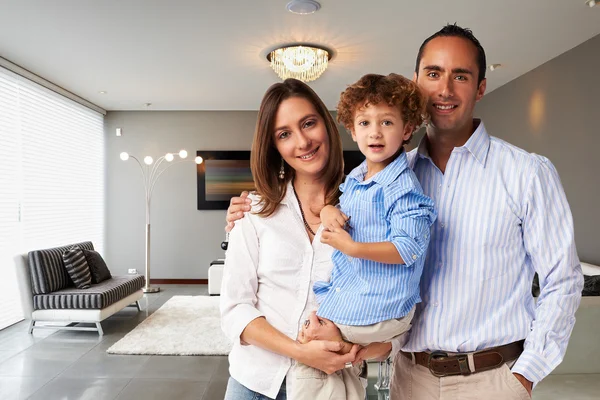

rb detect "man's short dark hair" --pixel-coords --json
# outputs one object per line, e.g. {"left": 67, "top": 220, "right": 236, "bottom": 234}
{"left": 415, "top": 23, "right": 487, "bottom": 85}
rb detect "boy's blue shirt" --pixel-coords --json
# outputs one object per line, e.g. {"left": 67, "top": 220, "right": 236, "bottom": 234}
{"left": 314, "top": 150, "right": 436, "bottom": 325}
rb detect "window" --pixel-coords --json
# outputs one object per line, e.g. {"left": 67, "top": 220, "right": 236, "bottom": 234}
{"left": 0, "top": 67, "right": 104, "bottom": 330}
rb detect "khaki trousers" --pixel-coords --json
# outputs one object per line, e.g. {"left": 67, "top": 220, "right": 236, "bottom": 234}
{"left": 390, "top": 352, "right": 531, "bottom": 400}
{"left": 291, "top": 362, "right": 366, "bottom": 400}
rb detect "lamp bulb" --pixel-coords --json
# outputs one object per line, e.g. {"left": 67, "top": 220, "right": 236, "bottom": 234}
{"left": 144, "top": 156, "right": 154, "bottom": 165}
{"left": 179, "top": 150, "right": 188, "bottom": 159}
{"left": 165, "top": 153, "right": 174, "bottom": 162}
{"left": 195, "top": 156, "right": 203, "bottom": 164}
{"left": 120, "top": 152, "right": 129, "bottom": 161}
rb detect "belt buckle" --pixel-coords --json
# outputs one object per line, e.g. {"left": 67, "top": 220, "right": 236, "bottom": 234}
{"left": 456, "top": 354, "right": 471, "bottom": 375}
{"left": 427, "top": 351, "right": 449, "bottom": 377}
{"left": 427, "top": 352, "right": 471, "bottom": 377}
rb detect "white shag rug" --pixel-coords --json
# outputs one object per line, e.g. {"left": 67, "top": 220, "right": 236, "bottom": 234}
{"left": 107, "top": 295, "right": 232, "bottom": 356}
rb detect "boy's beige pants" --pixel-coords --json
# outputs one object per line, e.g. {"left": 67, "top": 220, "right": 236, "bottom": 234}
{"left": 292, "top": 307, "right": 415, "bottom": 400}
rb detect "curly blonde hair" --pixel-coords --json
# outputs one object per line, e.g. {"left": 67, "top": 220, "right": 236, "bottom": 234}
{"left": 336, "top": 73, "right": 428, "bottom": 144}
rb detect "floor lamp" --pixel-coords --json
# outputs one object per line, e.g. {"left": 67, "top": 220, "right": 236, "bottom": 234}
{"left": 120, "top": 150, "right": 203, "bottom": 293}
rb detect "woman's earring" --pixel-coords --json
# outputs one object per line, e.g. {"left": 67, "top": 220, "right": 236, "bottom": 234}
{"left": 279, "top": 159, "right": 285, "bottom": 180}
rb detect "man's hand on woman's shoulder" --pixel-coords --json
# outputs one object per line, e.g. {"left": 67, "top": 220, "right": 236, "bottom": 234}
{"left": 225, "top": 191, "right": 252, "bottom": 232}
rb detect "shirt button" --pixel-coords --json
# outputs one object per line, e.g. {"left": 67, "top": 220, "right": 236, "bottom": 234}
{"left": 335, "top": 287, "right": 341, "bottom": 292}
{"left": 440, "top": 223, "right": 445, "bottom": 228}
{"left": 433, "top": 302, "right": 439, "bottom": 307}
{"left": 412, "top": 255, "right": 417, "bottom": 260}
{"left": 438, "top": 261, "right": 442, "bottom": 267}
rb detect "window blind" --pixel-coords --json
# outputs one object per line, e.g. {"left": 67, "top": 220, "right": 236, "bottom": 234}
{"left": 0, "top": 67, "right": 104, "bottom": 330}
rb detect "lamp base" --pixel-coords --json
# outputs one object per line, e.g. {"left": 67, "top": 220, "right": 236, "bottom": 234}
{"left": 143, "top": 286, "right": 161, "bottom": 294}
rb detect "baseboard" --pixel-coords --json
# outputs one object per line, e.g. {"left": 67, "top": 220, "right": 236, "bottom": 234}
{"left": 150, "top": 279, "right": 208, "bottom": 285}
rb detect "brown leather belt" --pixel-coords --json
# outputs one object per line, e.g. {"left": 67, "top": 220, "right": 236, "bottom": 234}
{"left": 400, "top": 340, "right": 524, "bottom": 377}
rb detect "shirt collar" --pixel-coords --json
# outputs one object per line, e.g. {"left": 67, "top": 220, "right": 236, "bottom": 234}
{"left": 413, "top": 119, "right": 490, "bottom": 167}
{"left": 280, "top": 180, "right": 294, "bottom": 205}
{"left": 347, "top": 150, "right": 409, "bottom": 187}
{"left": 461, "top": 120, "right": 490, "bottom": 166}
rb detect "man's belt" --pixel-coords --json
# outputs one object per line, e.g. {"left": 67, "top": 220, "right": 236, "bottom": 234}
{"left": 400, "top": 340, "right": 524, "bottom": 377}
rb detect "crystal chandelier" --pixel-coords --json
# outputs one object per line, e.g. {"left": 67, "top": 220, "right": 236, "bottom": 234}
{"left": 267, "top": 45, "right": 331, "bottom": 82}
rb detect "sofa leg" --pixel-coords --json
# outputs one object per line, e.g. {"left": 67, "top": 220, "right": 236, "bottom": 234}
{"left": 28, "top": 320, "right": 35, "bottom": 334}
{"left": 135, "top": 300, "right": 142, "bottom": 312}
{"left": 96, "top": 322, "right": 104, "bottom": 336}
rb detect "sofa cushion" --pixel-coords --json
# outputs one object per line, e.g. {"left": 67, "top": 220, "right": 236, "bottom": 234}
{"left": 83, "top": 249, "right": 112, "bottom": 284}
{"left": 32, "top": 275, "right": 145, "bottom": 310}
{"left": 63, "top": 247, "right": 92, "bottom": 289}
{"left": 28, "top": 241, "right": 95, "bottom": 295}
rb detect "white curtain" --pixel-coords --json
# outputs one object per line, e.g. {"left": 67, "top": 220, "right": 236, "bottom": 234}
{"left": 0, "top": 67, "right": 104, "bottom": 330}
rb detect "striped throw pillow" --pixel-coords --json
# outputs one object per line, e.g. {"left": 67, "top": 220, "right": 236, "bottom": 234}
{"left": 63, "top": 246, "right": 92, "bottom": 289}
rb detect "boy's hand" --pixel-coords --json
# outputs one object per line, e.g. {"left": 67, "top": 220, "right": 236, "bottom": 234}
{"left": 320, "top": 205, "right": 349, "bottom": 232}
{"left": 321, "top": 228, "right": 354, "bottom": 254}
{"left": 225, "top": 191, "right": 251, "bottom": 232}
{"left": 298, "top": 311, "right": 342, "bottom": 343}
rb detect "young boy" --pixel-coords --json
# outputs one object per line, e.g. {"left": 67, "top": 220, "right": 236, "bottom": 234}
{"left": 294, "top": 73, "right": 436, "bottom": 399}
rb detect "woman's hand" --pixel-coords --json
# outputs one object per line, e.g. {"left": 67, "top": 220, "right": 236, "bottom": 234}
{"left": 354, "top": 342, "right": 392, "bottom": 365}
{"left": 225, "top": 191, "right": 252, "bottom": 232}
{"left": 320, "top": 205, "right": 349, "bottom": 232}
{"left": 295, "top": 340, "right": 360, "bottom": 375}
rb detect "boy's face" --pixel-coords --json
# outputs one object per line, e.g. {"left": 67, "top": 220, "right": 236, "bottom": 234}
{"left": 351, "top": 102, "right": 412, "bottom": 171}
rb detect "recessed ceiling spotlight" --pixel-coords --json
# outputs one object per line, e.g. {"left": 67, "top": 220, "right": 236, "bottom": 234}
{"left": 98, "top": 91, "right": 107, "bottom": 94}
{"left": 286, "top": 0, "right": 321, "bottom": 15}
{"left": 488, "top": 64, "right": 502, "bottom": 71}
{"left": 585, "top": 0, "right": 597, "bottom": 8}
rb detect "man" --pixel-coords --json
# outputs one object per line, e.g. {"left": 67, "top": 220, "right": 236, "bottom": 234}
{"left": 226, "top": 24, "right": 583, "bottom": 399}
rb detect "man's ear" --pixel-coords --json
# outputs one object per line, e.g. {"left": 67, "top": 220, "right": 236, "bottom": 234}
{"left": 476, "top": 78, "right": 487, "bottom": 101}
{"left": 412, "top": 72, "right": 418, "bottom": 82}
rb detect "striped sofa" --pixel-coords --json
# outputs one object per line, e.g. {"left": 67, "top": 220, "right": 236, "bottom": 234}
{"left": 18, "top": 241, "right": 145, "bottom": 336}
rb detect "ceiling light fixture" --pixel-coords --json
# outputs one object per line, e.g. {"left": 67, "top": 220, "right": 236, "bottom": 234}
{"left": 286, "top": 0, "right": 321, "bottom": 14}
{"left": 488, "top": 63, "right": 502, "bottom": 71}
{"left": 267, "top": 44, "right": 332, "bottom": 82}
{"left": 585, "top": 0, "right": 596, "bottom": 7}
{"left": 98, "top": 91, "right": 107, "bottom": 94}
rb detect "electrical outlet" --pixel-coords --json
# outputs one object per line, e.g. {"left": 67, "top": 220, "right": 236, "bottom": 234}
{"left": 128, "top": 268, "right": 137, "bottom": 274}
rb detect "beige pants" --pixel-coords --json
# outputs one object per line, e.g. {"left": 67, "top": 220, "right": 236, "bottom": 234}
{"left": 292, "top": 362, "right": 366, "bottom": 400}
{"left": 293, "top": 308, "right": 415, "bottom": 400}
{"left": 390, "top": 352, "right": 531, "bottom": 400}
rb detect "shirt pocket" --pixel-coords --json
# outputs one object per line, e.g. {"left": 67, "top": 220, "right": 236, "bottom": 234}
{"left": 347, "top": 199, "right": 387, "bottom": 242}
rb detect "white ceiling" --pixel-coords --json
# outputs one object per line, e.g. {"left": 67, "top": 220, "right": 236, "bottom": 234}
{"left": 0, "top": 0, "right": 599, "bottom": 111}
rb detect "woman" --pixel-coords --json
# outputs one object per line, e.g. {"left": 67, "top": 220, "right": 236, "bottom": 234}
{"left": 220, "top": 78, "right": 364, "bottom": 400}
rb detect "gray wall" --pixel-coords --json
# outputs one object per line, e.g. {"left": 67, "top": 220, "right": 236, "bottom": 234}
{"left": 105, "top": 111, "right": 357, "bottom": 278}
{"left": 106, "top": 33, "right": 600, "bottom": 278}
{"left": 475, "top": 34, "right": 600, "bottom": 265}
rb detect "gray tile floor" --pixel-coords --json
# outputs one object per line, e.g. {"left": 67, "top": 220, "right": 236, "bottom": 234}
{"left": 0, "top": 285, "right": 228, "bottom": 400}
{"left": 0, "top": 285, "right": 598, "bottom": 400}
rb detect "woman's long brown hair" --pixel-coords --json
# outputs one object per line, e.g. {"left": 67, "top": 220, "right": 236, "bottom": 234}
{"left": 251, "top": 78, "right": 344, "bottom": 217}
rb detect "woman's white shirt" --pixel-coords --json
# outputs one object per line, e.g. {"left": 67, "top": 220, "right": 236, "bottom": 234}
{"left": 220, "top": 182, "right": 333, "bottom": 399}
